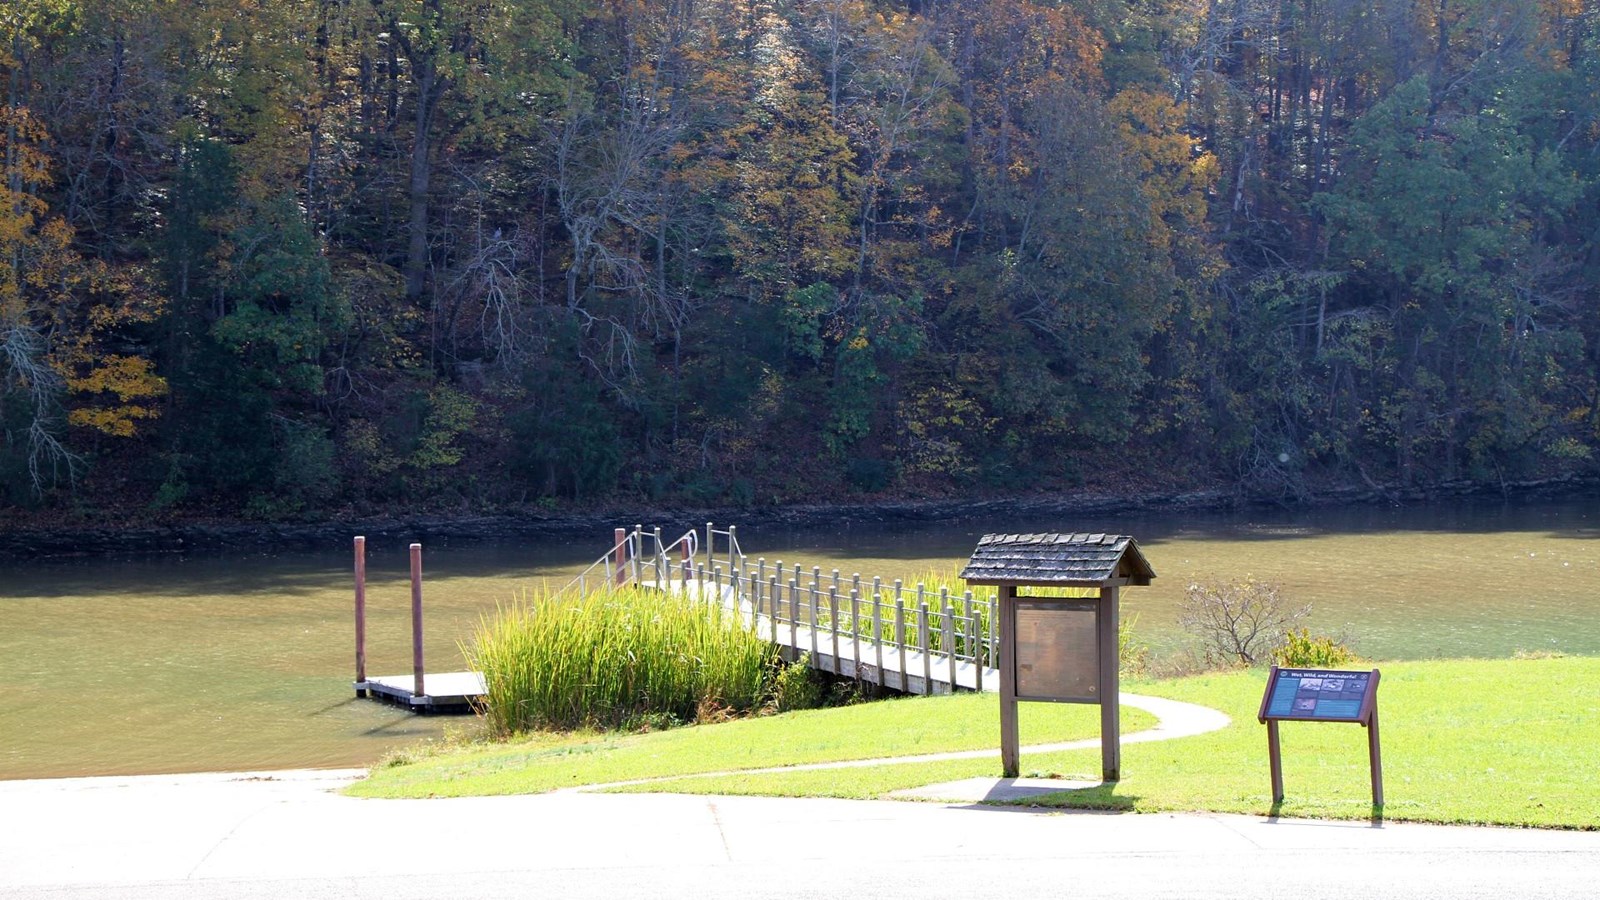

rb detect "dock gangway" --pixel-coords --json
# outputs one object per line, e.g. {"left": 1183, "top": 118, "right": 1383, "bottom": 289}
{"left": 565, "top": 524, "right": 1001, "bottom": 696}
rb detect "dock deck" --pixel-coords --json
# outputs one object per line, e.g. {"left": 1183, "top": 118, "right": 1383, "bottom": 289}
{"left": 358, "top": 672, "right": 485, "bottom": 710}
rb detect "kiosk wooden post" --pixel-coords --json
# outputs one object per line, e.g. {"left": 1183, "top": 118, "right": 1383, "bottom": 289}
{"left": 1098, "top": 584, "right": 1121, "bottom": 781}
{"left": 963, "top": 534, "right": 1154, "bottom": 783}
{"left": 998, "top": 585, "right": 1021, "bottom": 777}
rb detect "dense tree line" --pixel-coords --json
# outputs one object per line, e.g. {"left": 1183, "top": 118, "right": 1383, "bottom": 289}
{"left": 2, "top": 0, "right": 1597, "bottom": 519}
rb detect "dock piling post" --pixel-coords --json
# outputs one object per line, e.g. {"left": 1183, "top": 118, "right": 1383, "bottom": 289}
{"left": 410, "top": 543, "right": 425, "bottom": 701}
{"left": 354, "top": 536, "right": 367, "bottom": 696}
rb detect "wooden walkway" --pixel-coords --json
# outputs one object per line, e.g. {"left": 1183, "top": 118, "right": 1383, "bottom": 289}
{"left": 355, "top": 579, "right": 995, "bottom": 708}
{"left": 355, "top": 525, "right": 1001, "bottom": 709}
{"left": 659, "top": 576, "right": 1000, "bottom": 696}
{"left": 769, "top": 622, "right": 996, "bottom": 695}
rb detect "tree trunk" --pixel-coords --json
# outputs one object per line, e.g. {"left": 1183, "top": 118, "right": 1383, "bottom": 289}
{"left": 405, "top": 63, "right": 437, "bottom": 303}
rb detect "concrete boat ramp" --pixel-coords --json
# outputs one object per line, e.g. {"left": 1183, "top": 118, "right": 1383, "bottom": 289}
{"left": 3, "top": 769, "right": 1597, "bottom": 900}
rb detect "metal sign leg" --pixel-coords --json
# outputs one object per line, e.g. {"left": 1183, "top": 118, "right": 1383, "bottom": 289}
{"left": 1267, "top": 719, "right": 1285, "bottom": 803}
{"left": 1368, "top": 708, "right": 1384, "bottom": 808}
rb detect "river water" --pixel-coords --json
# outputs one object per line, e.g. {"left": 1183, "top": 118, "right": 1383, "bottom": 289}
{"left": 2, "top": 496, "right": 1595, "bottom": 780}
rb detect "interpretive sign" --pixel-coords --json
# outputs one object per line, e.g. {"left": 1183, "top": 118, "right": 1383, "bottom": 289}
{"left": 1257, "top": 666, "right": 1384, "bottom": 806}
{"left": 1259, "top": 668, "right": 1377, "bottom": 723}
{"left": 1014, "top": 599, "right": 1098, "bottom": 702}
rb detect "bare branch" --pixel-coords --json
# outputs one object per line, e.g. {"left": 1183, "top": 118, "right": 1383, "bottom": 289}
{"left": 1, "top": 323, "right": 81, "bottom": 496}
{"left": 1179, "top": 576, "right": 1309, "bottom": 666}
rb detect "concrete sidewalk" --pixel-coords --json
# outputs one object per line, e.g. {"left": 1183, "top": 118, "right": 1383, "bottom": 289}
{"left": 2, "top": 768, "right": 1596, "bottom": 899}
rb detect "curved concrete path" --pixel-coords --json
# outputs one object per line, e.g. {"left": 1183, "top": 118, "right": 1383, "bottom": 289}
{"left": 563, "top": 691, "right": 1232, "bottom": 795}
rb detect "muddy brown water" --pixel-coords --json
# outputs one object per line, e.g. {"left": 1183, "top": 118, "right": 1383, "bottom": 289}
{"left": 2, "top": 496, "right": 1595, "bottom": 780}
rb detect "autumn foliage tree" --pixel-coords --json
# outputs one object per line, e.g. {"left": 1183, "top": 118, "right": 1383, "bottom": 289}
{"left": 1, "top": 0, "right": 1598, "bottom": 515}
{"left": 1, "top": 76, "right": 164, "bottom": 498}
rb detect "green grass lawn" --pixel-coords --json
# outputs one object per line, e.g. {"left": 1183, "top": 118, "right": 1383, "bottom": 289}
{"left": 347, "top": 691, "right": 1154, "bottom": 799}
{"left": 617, "top": 657, "right": 1600, "bottom": 829}
{"left": 350, "top": 657, "right": 1600, "bottom": 830}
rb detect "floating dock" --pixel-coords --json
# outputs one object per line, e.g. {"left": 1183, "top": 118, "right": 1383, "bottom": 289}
{"left": 357, "top": 671, "right": 485, "bottom": 711}
{"left": 351, "top": 538, "right": 484, "bottom": 713}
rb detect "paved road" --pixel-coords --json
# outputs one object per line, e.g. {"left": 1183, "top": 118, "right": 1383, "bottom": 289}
{"left": 2, "top": 769, "right": 1596, "bottom": 899}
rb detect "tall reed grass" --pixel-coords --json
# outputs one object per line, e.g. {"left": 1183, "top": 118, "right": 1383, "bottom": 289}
{"left": 472, "top": 584, "right": 777, "bottom": 735}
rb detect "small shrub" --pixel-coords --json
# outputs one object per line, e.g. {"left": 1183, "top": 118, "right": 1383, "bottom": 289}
{"left": 827, "top": 678, "right": 870, "bottom": 706}
{"left": 772, "top": 655, "right": 825, "bottom": 712}
{"left": 625, "top": 711, "right": 685, "bottom": 733}
{"left": 1179, "top": 576, "right": 1308, "bottom": 667}
{"left": 1273, "top": 628, "right": 1357, "bottom": 668}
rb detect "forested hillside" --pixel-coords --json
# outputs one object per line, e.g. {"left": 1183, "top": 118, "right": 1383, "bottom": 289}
{"left": 2, "top": 1, "right": 1598, "bottom": 520}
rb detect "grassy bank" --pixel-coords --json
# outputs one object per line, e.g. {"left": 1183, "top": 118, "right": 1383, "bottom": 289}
{"left": 353, "top": 656, "right": 1599, "bottom": 829}
{"left": 615, "top": 656, "right": 1600, "bottom": 829}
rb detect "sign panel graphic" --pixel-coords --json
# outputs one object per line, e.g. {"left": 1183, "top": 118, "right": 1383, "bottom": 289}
{"left": 1260, "top": 668, "right": 1376, "bottom": 723}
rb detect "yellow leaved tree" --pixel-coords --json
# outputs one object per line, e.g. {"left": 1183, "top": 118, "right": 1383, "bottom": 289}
{"left": 1, "top": 87, "right": 165, "bottom": 496}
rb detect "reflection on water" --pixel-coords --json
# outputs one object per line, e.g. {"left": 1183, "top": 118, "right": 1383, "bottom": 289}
{"left": 1, "top": 496, "right": 1595, "bottom": 780}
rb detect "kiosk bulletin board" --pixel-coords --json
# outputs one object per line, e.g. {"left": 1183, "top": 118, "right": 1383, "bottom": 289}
{"left": 1014, "top": 599, "right": 1099, "bottom": 702}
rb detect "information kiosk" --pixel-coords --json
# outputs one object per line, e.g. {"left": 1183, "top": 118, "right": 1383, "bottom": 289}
{"left": 961, "top": 533, "right": 1154, "bottom": 781}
